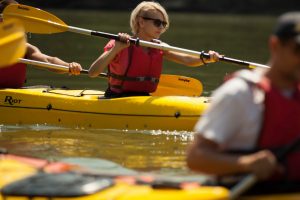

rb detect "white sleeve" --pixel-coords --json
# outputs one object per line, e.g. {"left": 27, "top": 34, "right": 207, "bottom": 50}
{"left": 194, "top": 78, "right": 252, "bottom": 145}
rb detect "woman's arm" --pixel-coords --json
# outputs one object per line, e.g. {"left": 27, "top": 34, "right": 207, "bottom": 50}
{"left": 26, "top": 43, "right": 82, "bottom": 75}
{"left": 88, "top": 47, "right": 120, "bottom": 77}
{"left": 164, "top": 49, "right": 220, "bottom": 67}
{"left": 88, "top": 33, "right": 130, "bottom": 77}
{"left": 187, "top": 134, "right": 278, "bottom": 180}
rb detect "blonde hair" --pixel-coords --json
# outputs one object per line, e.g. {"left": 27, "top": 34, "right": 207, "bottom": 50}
{"left": 130, "top": 1, "right": 169, "bottom": 35}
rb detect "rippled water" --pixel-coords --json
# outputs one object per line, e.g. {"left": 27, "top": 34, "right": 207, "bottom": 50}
{"left": 0, "top": 124, "right": 198, "bottom": 177}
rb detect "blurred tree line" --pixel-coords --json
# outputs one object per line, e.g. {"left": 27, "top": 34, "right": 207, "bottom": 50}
{"left": 21, "top": 0, "right": 299, "bottom": 14}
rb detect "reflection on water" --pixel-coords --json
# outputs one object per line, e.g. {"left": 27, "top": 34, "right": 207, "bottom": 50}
{"left": 0, "top": 124, "right": 195, "bottom": 176}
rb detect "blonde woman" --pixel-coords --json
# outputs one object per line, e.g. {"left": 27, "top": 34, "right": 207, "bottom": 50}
{"left": 89, "top": 1, "right": 220, "bottom": 98}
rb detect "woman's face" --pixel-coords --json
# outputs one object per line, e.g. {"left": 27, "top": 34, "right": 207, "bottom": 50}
{"left": 138, "top": 9, "right": 167, "bottom": 39}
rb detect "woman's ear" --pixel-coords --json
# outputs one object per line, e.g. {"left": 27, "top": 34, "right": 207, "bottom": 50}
{"left": 138, "top": 17, "right": 144, "bottom": 29}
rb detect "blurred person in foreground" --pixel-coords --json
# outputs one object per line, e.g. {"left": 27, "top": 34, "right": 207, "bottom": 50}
{"left": 187, "top": 12, "right": 300, "bottom": 182}
{"left": 0, "top": 0, "right": 82, "bottom": 88}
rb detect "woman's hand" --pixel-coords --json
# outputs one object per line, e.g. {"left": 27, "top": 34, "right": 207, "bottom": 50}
{"left": 114, "top": 33, "right": 131, "bottom": 50}
{"left": 202, "top": 50, "right": 221, "bottom": 64}
{"left": 68, "top": 62, "right": 82, "bottom": 75}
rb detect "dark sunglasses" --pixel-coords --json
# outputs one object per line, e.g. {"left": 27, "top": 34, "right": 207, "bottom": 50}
{"left": 141, "top": 16, "right": 167, "bottom": 28}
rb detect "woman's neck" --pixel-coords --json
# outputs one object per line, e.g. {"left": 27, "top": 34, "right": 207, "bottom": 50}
{"left": 136, "top": 32, "right": 153, "bottom": 42}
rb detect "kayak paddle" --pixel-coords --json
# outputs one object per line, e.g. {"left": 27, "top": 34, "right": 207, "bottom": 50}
{"left": 230, "top": 136, "right": 300, "bottom": 199}
{"left": 0, "top": 19, "right": 26, "bottom": 68}
{"left": 4, "top": 4, "right": 269, "bottom": 69}
{"left": 19, "top": 58, "right": 203, "bottom": 97}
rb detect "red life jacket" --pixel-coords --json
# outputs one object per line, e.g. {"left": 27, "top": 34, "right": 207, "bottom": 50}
{"left": 107, "top": 43, "right": 163, "bottom": 93}
{"left": 0, "top": 63, "right": 26, "bottom": 88}
{"left": 257, "top": 77, "right": 300, "bottom": 180}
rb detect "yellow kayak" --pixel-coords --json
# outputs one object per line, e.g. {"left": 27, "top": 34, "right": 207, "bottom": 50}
{"left": 0, "top": 153, "right": 299, "bottom": 200}
{"left": 0, "top": 87, "right": 209, "bottom": 131}
{"left": 0, "top": 153, "right": 229, "bottom": 200}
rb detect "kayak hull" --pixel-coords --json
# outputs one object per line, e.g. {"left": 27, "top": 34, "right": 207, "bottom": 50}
{"left": 0, "top": 87, "right": 209, "bottom": 131}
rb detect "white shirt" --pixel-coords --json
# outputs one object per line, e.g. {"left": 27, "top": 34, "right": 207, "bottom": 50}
{"left": 194, "top": 70, "right": 265, "bottom": 150}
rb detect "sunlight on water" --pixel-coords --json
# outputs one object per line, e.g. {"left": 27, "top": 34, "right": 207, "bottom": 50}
{"left": 123, "top": 129, "right": 195, "bottom": 141}
{"left": 0, "top": 124, "right": 197, "bottom": 177}
{"left": 0, "top": 124, "right": 68, "bottom": 132}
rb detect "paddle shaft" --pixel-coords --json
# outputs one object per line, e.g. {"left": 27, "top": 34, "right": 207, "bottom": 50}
{"left": 229, "top": 175, "right": 256, "bottom": 200}
{"left": 230, "top": 136, "right": 300, "bottom": 200}
{"left": 68, "top": 25, "right": 204, "bottom": 54}
{"left": 66, "top": 26, "right": 270, "bottom": 69}
{"left": 19, "top": 58, "right": 106, "bottom": 78}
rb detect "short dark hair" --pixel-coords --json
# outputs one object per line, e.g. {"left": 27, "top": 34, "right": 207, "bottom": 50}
{"left": 273, "top": 12, "right": 300, "bottom": 44}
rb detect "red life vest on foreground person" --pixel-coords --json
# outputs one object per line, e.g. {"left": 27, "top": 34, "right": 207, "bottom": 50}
{"left": 0, "top": 63, "right": 26, "bottom": 88}
{"left": 105, "top": 40, "right": 163, "bottom": 94}
{"left": 257, "top": 77, "right": 300, "bottom": 180}
{"left": 232, "top": 69, "right": 300, "bottom": 181}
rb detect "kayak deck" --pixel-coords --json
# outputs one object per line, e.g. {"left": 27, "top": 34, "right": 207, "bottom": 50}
{"left": 0, "top": 87, "right": 209, "bottom": 131}
{"left": 0, "top": 153, "right": 299, "bottom": 200}
{"left": 0, "top": 153, "right": 229, "bottom": 200}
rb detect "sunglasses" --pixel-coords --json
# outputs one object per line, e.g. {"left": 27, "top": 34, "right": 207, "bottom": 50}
{"left": 141, "top": 16, "right": 167, "bottom": 28}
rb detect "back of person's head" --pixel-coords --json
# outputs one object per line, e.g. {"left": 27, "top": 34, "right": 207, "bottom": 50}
{"left": 0, "top": 0, "right": 18, "bottom": 13}
{"left": 130, "top": 1, "right": 169, "bottom": 35}
{"left": 273, "top": 12, "right": 300, "bottom": 45}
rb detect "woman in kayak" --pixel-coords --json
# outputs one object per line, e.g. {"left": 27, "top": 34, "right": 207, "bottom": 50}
{"left": 0, "top": 0, "right": 82, "bottom": 89}
{"left": 89, "top": 1, "right": 220, "bottom": 98}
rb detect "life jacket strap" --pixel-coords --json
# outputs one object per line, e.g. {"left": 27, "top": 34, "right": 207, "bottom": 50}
{"left": 108, "top": 72, "right": 159, "bottom": 83}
